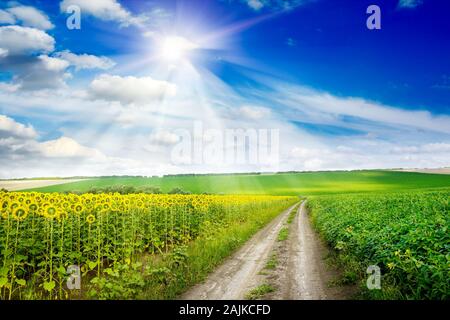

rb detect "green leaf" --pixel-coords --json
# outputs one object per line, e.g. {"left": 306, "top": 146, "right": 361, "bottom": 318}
{"left": 57, "top": 266, "right": 66, "bottom": 274}
{"left": 104, "top": 268, "right": 114, "bottom": 275}
{"left": 15, "top": 255, "right": 28, "bottom": 262}
{"left": 90, "top": 277, "right": 100, "bottom": 284}
{"left": 0, "top": 267, "right": 8, "bottom": 277}
{"left": 87, "top": 260, "right": 97, "bottom": 270}
{"left": 15, "top": 279, "right": 26, "bottom": 286}
{"left": 43, "top": 280, "right": 55, "bottom": 292}
{"left": 0, "top": 277, "right": 8, "bottom": 288}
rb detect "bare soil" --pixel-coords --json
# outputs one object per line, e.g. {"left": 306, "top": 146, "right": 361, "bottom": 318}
{"left": 392, "top": 168, "right": 450, "bottom": 175}
{"left": 0, "top": 179, "right": 86, "bottom": 191}
{"left": 181, "top": 202, "right": 357, "bottom": 300}
{"left": 180, "top": 204, "right": 297, "bottom": 300}
{"left": 265, "top": 202, "right": 357, "bottom": 300}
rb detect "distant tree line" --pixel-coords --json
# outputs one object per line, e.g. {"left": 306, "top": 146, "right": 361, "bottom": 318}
{"left": 66, "top": 185, "right": 192, "bottom": 195}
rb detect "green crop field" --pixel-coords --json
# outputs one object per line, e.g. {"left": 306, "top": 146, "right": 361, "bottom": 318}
{"left": 13, "top": 169, "right": 450, "bottom": 300}
{"left": 308, "top": 189, "right": 450, "bottom": 300}
{"left": 24, "top": 170, "right": 450, "bottom": 195}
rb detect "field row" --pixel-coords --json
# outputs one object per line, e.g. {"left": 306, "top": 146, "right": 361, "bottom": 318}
{"left": 308, "top": 189, "right": 449, "bottom": 300}
{"left": 22, "top": 171, "right": 450, "bottom": 196}
{"left": 0, "top": 191, "right": 297, "bottom": 299}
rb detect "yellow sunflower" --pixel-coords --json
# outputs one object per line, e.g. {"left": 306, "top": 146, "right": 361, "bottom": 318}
{"left": 12, "top": 206, "right": 28, "bottom": 221}
{"left": 28, "top": 203, "right": 38, "bottom": 212}
{"left": 1, "top": 209, "right": 8, "bottom": 219}
{"left": 86, "top": 214, "right": 96, "bottom": 224}
{"left": 43, "top": 206, "right": 60, "bottom": 219}
{"left": 9, "top": 201, "right": 20, "bottom": 211}
{"left": 74, "top": 204, "right": 83, "bottom": 214}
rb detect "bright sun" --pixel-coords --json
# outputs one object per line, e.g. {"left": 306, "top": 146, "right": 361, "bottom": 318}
{"left": 159, "top": 36, "right": 198, "bottom": 62}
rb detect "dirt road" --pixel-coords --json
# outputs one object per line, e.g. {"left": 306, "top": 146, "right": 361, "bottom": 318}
{"left": 182, "top": 201, "right": 355, "bottom": 300}
{"left": 266, "top": 202, "right": 355, "bottom": 299}
{"left": 0, "top": 179, "right": 86, "bottom": 191}
{"left": 181, "top": 203, "right": 298, "bottom": 300}
{"left": 392, "top": 168, "right": 450, "bottom": 175}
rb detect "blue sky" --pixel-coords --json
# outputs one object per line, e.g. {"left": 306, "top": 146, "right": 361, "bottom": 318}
{"left": 0, "top": 0, "right": 449, "bottom": 178}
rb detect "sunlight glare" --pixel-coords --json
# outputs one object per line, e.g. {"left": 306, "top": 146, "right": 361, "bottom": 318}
{"left": 159, "top": 36, "right": 198, "bottom": 62}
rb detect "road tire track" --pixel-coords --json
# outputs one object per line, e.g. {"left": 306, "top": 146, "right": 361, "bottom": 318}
{"left": 266, "top": 202, "right": 357, "bottom": 300}
{"left": 180, "top": 203, "right": 299, "bottom": 300}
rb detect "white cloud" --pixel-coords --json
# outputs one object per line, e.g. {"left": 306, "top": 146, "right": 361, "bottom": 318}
{"left": 40, "top": 136, "right": 105, "bottom": 159}
{"left": 54, "top": 51, "right": 116, "bottom": 70}
{"left": 7, "top": 6, "right": 54, "bottom": 30}
{"left": 398, "top": 0, "right": 423, "bottom": 9}
{"left": 89, "top": 74, "right": 177, "bottom": 105}
{"left": 38, "top": 55, "right": 70, "bottom": 72}
{"left": 289, "top": 147, "right": 338, "bottom": 170}
{"left": 0, "top": 82, "right": 19, "bottom": 92}
{"left": 421, "top": 143, "right": 450, "bottom": 153}
{"left": 0, "top": 114, "right": 148, "bottom": 178}
{"left": 432, "top": 75, "right": 450, "bottom": 90}
{"left": 149, "top": 130, "right": 180, "bottom": 146}
{"left": 243, "top": 0, "right": 309, "bottom": 11}
{"left": 269, "top": 83, "right": 450, "bottom": 134}
{"left": 286, "top": 38, "right": 296, "bottom": 47}
{"left": 247, "top": 0, "right": 264, "bottom": 10}
{"left": 0, "top": 25, "right": 55, "bottom": 54}
{"left": 60, "top": 0, "right": 146, "bottom": 27}
{"left": 237, "top": 105, "right": 271, "bottom": 120}
{"left": 0, "top": 27, "right": 64, "bottom": 91}
{"left": 0, "top": 114, "right": 37, "bottom": 139}
{"left": 390, "top": 143, "right": 450, "bottom": 154}
{"left": 1, "top": 48, "right": 115, "bottom": 91}
{"left": 290, "top": 147, "right": 326, "bottom": 159}
{"left": 287, "top": 141, "right": 450, "bottom": 172}
{"left": 1, "top": 54, "right": 70, "bottom": 90}
{"left": 0, "top": 63, "right": 449, "bottom": 177}
{"left": 0, "top": 9, "right": 16, "bottom": 24}
{"left": 142, "top": 30, "right": 156, "bottom": 38}
{"left": 0, "top": 48, "right": 8, "bottom": 58}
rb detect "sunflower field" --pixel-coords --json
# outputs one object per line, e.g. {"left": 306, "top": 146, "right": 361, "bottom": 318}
{"left": 0, "top": 191, "right": 296, "bottom": 299}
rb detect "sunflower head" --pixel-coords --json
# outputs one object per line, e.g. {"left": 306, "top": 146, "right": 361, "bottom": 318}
{"left": 86, "top": 214, "right": 96, "bottom": 224}
{"left": 10, "top": 201, "right": 20, "bottom": 211}
{"left": 12, "top": 206, "right": 28, "bottom": 221}
{"left": 44, "top": 206, "right": 60, "bottom": 219}
{"left": 28, "top": 203, "right": 38, "bottom": 212}
{"left": 1, "top": 210, "right": 9, "bottom": 219}
{"left": 1, "top": 200, "right": 9, "bottom": 210}
{"left": 74, "top": 204, "right": 83, "bottom": 214}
